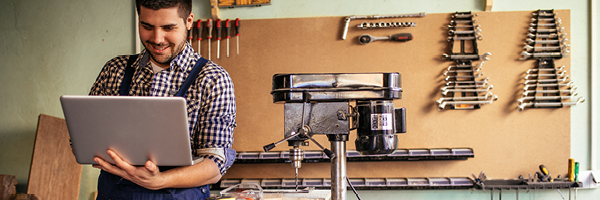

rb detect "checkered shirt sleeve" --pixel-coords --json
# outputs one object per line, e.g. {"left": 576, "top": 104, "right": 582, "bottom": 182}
{"left": 89, "top": 45, "right": 236, "bottom": 175}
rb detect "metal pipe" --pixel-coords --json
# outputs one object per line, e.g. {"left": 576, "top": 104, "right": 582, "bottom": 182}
{"left": 591, "top": 0, "right": 598, "bottom": 171}
{"left": 331, "top": 140, "right": 347, "bottom": 200}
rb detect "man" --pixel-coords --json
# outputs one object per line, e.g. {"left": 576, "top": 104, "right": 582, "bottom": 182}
{"left": 89, "top": 0, "right": 236, "bottom": 199}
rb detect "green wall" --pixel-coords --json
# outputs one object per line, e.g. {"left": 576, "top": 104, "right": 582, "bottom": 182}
{"left": 1, "top": 0, "right": 598, "bottom": 200}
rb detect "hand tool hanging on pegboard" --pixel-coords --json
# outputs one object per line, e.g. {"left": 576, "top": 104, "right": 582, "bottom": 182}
{"left": 341, "top": 12, "right": 425, "bottom": 40}
{"left": 436, "top": 12, "right": 498, "bottom": 111}
{"left": 516, "top": 9, "right": 584, "bottom": 111}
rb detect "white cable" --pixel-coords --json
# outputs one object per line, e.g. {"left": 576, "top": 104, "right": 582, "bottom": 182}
{"left": 591, "top": 0, "right": 597, "bottom": 171}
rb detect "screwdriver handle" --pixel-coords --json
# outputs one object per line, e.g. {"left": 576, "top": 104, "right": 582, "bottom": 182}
{"left": 390, "top": 33, "right": 413, "bottom": 42}
{"left": 206, "top": 19, "right": 213, "bottom": 39}
{"left": 539, "top": 164, "right": 554, "bottom": 182}
{"left": 187, "top": 28, "right": 193, "bottom": 41}
{"left": 196, "top": 20, "right": 203, "bottom": 41}
{"left": 235, "top": 18, "right": 240, "bottom": 36}
{"left": 539, "top": 165, "right": 550, "bottom": 175}
{"left": 225, "top": 19, "right": 231, "bottom": 39}
{"left": 216, "top": 19, "right": 222, "bottom": 40}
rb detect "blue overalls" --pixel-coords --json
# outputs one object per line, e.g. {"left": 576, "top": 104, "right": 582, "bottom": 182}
{"left": 96, "top": 55, "right": 211, "bottom": 200}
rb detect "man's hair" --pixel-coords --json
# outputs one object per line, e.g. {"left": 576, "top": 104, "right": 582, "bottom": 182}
{"left": 136, "top": 0, "right": 192, "bottom": 20}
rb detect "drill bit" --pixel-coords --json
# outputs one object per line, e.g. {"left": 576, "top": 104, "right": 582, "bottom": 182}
{"left": 295, "top": 168, "right": 299, "bottom": 191}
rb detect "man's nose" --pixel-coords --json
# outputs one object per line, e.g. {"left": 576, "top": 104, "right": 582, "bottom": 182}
{"left": 151, "top": 30, "right": 165, "bottom": 44}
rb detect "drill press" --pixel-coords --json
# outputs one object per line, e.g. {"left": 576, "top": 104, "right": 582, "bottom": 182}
{"left": 263, "top": 73, "right": 406, "bottom": 200}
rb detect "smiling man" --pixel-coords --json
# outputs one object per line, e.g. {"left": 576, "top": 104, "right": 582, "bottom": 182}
{"left": 88, "top": 0, "right": 236, "bottom": 199}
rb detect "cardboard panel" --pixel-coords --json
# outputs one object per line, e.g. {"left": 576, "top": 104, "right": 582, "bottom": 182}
{"left": 205, "top": 10, "right": 571, "bottom": 180}
{"left": 27, "top": 114, "right": 81, "bottom": 199}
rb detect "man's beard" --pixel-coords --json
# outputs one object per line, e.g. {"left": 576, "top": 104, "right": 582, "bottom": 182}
{"left": 144, "top": 39, "right": 186, "bottom": 66}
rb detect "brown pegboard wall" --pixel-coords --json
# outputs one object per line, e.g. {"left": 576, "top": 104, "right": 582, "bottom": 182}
{"left": 198, "top": 10, "right": 571, "bottom": 180}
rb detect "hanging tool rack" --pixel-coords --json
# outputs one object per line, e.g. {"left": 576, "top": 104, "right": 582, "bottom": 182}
{"left": 516, "top": 9, "right": 584, "bottom": 111}
{"left": 437, "top": 12, "right": 497, "bottom": 110}
{"left": 214, "top": 177, "right": 474, "bottom": 190}
{"left": 234, "top": 148, "right": 474, "bottom": 164}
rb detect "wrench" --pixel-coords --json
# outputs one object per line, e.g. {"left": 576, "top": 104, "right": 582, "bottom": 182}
{"left": 520, "top": 51, "right": 567, "bottom": 60}
{"left": 523, "top": 75, "right": 569, "bottom": 84}
{"left": 342, "top": 12, "right": 426, "bottom": 39}
{"left": 529, "top": 27, "right": 564, "bottom": 33}
{"left": 525, "top": 38, "right": 568, "bottom": 46}
{"left": 526, "top": 66, "right": 565, "bottom": 73}
{"left": 450, "top": 19, "right": 477, "bottom": 24}
{"left": 447, "top": 62, "right": 484, "bottom": 70}
{"left": 447, "top": 36, "right": 482, "bottom": 42}
{"left": 438, "top": 94, "right": 498, "bottom": 111}
{"left": 358, "top": 33, "right": 412, "bottom": 44}
{"left": 526, "top": 33, "right": 567, "bottom": 39}
{"left": 441, "top": 82, "right": 488, "bottom": 91}
{"left": 443, "top": 67, "right": 482, "bottom": 76}
{"left": 531, "top": 17, "right": 561, "bottom": 23}
{"left": 445, "top": 72, "right": 483, "bottom": 81}
{"left": 530, "top": 22, "right": 562, "bottom": 27}
{"left": 532, "top": 12, "right": 556, "bottom": 17}
{"left": 452, "top": 13, "right": 478, "bottom": 19}
{"left": 448, "top": 28, "right": 482, "bottom": 35}
{"left": 521, "top": 87, "right": 577, "bottom": 98}
{"left": 436, "top": 91, "right": 494, "bottom": 104}
{"left": 524, "top": 70, "right": 566, "bottom": 79}
{"left": 446, "top": 77, "right": 489, "bottom": 85}
{"left": 517, "top": 97, "right": 585, "bottom": 112}
{"left": 523, "top": 44, "right": 569, "bottom": 53}
{"left": 443, "top": 52, "right": 491, "bottom": 61}
{"left": 517, "top": 92, "right": 578, "bottom": 106}
{"left": 447, "top": 24, "right": 480, "bottom": 29}
{"left": 523, "top": 81, "right": 574, "bottom": 91}
{"left": 442, "top": 85, "right": 493, "bottom": 96}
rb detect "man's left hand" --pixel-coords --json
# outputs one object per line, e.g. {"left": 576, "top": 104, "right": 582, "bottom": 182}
{"left": 92, "top": 149, "right": 165, "bottom": 190}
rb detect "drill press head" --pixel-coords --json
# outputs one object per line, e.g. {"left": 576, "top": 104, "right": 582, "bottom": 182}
{"left": 269, "top": 73, "right": 406, "bottom": 156}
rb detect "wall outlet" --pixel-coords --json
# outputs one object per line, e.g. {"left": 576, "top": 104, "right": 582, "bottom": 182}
{"left": 579, "top": 170, "right": 600, "bottom": 189}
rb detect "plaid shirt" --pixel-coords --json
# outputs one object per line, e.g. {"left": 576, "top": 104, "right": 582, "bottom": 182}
{"left": 89, "top": 43, "right": 236, "bottom": 175}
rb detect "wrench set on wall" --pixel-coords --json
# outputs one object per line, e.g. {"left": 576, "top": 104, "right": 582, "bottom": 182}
{"left": 436, "top": 12, "right": 497, "bottom": 111}
{"left": 341, "top": 13, "right": 425, "bottom": 45}
{"left": 516, "top": 9, "right": 584, "bottom": 111}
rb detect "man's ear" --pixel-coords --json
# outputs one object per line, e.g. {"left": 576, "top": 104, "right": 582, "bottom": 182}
{"left": 186, "top": 13, "right": 194, "bottom": 30}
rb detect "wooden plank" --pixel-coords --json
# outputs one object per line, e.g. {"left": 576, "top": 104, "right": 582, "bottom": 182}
{"left": 27, "top": 114, "right": 81, "bottom": 200}
{"left": 485, "top": 0, "right": 493, "bottom": 11}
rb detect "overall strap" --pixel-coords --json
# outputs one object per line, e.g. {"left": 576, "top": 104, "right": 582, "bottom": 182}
{"left": 175, "top": 57, "right": 209, "bottom": 97}
{"left": 119, "top": 54, "right": 139, "bottom": 96}
{"left": 120, "top": 55, "right": 208, "bottom": 97}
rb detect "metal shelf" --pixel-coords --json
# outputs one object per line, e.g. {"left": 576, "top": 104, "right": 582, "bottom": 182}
{"left": 214, "top": 177, "right": 474, "bottom": 190}
{"left": 475, "top": 179, "right": 582, "bottom": 191}
{"left": 235, "top": 148, "right": 474, "bottom": 164}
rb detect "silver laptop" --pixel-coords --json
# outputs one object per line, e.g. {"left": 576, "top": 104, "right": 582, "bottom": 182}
{"left": 60, "top": 95, "right": 194, "bottom": 166}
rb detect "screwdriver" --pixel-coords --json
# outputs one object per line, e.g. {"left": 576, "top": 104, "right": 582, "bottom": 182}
{"left": 358, "top": 33, "right": 413, "bottom": 45}
{"left": 225, "top": 19, "right": 231, "bottom": 58}
{"left": 235, "top": 18, "right": 240, "bottom": 55}
{"left": 216, "top": 19, "right": 222, "bottom": 60}
{"left": 539, "top": 164, "right": 553, "bottom": 182}
{"left": 196, "top": 19, "right": 202, "bottom": 56}
{"left": 206, "top": 18, "right": 213, "bottom": 60}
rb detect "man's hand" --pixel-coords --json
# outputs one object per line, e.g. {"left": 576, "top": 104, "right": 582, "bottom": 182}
{"left": 92, "top": 149, "right": 165, "bottom": 190}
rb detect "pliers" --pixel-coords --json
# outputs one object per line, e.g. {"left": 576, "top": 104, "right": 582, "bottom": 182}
{"left": 472, "top": 171, "right": 487, "bottom": 191}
